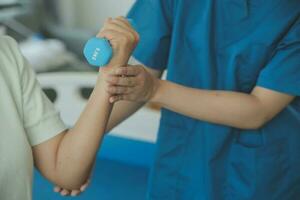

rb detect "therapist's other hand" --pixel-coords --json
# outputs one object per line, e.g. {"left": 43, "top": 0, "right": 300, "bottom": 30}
{"left": 97, "top": 16, "right": 139, "bottom": 66}
{"left": 53, "top": 179, "right": 90, "bottom": 197}
{"left": 104, "top": 65, "right": 160, "bottom": 103}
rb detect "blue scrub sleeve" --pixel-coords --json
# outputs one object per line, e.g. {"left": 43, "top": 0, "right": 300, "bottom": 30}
{"left": 127, "top": 0, "right": 173, "bottom": 71}
{"left": 257, "top": 18, "right": 300, "bottom": 97}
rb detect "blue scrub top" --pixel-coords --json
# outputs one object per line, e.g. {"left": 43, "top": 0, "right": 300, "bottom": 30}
{"left": 128, "top": 0, "right": 300, "bottom": 199}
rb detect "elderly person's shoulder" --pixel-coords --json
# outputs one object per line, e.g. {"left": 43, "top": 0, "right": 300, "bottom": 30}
{"left": 0, "top": 35, "right": 19, "bottom": 53}
{"left": 0, "top": 35, "right": 27, "bottom": 80}
{"left": 0, "top": 36, "right": 26, "bottom": 95}
{"left": 0, "top": 35, "right": 25, "bottom": 66}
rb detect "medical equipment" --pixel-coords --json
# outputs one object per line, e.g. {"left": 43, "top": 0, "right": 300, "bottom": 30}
{"left": 20, "top": 37, "right": 77, "bottom": 72}
{"left": 0, "top": 0, "right": 31, "bottom": 20}
{"left": 83, "top": 18, "right": 136, "bottom": 67}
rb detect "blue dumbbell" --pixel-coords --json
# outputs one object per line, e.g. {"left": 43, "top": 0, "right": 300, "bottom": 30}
{"left": 84, "top": 19, "right": 136, "bottom": 67}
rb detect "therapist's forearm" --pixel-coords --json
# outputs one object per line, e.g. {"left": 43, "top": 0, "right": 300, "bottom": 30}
{"left": 151, "top": 80, "right": 271, "bottom": 129}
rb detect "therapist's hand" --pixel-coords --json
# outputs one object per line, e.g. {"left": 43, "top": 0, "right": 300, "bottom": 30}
{"left": 104, "top": 65, "right": 160, "bottom": 103}
{"left": 97, "top": 16, "right": 139, "bottom": 67}
{"left": 53, "top": 179, "right": 90, "bottom": 197}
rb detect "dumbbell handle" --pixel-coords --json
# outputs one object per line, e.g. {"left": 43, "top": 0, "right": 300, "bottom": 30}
{"left": 83, "top": 19, "right": 136, "bottom": 67}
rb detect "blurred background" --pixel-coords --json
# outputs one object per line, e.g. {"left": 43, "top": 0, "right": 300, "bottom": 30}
{"left": 0, "top": 0, "right": 160, "bottom": 199}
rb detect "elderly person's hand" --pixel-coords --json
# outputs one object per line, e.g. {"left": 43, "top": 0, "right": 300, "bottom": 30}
{"left": 97, "top": 16, "right": 139, "bottom": 67}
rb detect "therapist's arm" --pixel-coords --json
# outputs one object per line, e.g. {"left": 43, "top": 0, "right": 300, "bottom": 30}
{"left": 151, "top": 82, "right": 294, "bottom": 129}
{"left": 32, "top": 17, "right": 139, "bottom": 191}
{"left": 106, "top": 65, "right": 295, "bottom": 130}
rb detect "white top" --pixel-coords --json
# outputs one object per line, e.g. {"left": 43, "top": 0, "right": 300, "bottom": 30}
{"left": 0, "top": 36, "right": 66, "bottom": 200}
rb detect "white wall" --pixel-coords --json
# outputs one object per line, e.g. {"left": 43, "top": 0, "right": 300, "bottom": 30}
{"left": 57, "top": 0, "right": 135, "bottom": 31}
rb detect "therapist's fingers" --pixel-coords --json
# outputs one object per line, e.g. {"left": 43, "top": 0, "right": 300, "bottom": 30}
{"left": 109, "top": 95, "right": 124, "bottom": 103}
{"left": 109, "top": 95, "right": 134, "bottom": 103}
{"left": 106, "top": 85, "right": 136, "bottom": 95}
{"left": 106, "top": 76, "right": 138, "bottom": 87}
{"left": 107, "top": 66, "right": 141, "bottom": 76}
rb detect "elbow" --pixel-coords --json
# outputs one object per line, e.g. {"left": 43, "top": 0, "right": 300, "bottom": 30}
{"left": 52, "top": 174, "right": 88, "bottom": 190}
{"left": 54, "top": 179, "right": 84, "bottom": 191}
{"left": 241, "top": 120, "right": 266, "bottom": 130}
{"left": 237, "top": 112, "right": 271, "bottom": 130}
